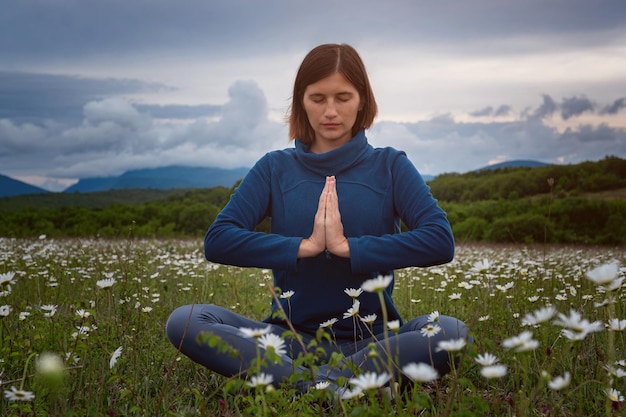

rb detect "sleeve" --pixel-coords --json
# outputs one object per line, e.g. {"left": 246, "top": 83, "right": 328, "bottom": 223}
{"left": 204, "top": 154, "right": 302, "bottom": 271}
{"left": 348, "top": 152, "right": 454, "bottom": 273}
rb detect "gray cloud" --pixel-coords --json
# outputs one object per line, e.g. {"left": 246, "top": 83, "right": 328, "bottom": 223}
{"left": 2, "top": 1, "right": 626, "bottom": 66}
{"left": 469, "top": 106, "right": 493, "bottom": 117}
{"left": 135, "top": 104, "right": 221, "bottom": 119}
{"left": 494, "top": 105, "right": 512, "bottom": 117}
{"left": 0, "top": 72, "right": 169, "bottom": 124}
{"left": 530, "top": 94, "right": 558, "bottom": 119}
{"left": 561, "top": 96, "right": 594, "bottom": 120}
{"left": 601, "top": 98, "right": 626, "bottom": 115}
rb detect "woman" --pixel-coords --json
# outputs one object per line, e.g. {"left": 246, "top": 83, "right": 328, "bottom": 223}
{"left": 166, "top": 43, "right": 469, "bottom": 392}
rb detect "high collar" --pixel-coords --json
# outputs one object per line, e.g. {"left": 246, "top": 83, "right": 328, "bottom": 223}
{"left": 294, "top": 130, "right": 370, "bottom": 177}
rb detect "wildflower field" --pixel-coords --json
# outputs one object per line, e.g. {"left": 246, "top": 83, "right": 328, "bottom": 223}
{"left": 1, "top": 237, "right": 625, "bottom": 416}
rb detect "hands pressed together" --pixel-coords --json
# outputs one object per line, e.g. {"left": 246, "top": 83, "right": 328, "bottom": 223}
{"left": 298, "top": 176, "right": 350, "bottom": 258}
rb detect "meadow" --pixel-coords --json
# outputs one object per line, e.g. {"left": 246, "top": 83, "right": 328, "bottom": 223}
{"left": 1, "top": 237, "right": 625, "bottom": 416}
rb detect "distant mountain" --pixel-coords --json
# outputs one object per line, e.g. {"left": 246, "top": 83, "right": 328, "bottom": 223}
{"left": 0, "top": 174, "right": 49, "bottom": 198}
{"left": 64, "top": 166, "right": 250, "bottom": 193}
{"left": 474, "top": 160, "right": 549, "bottom": 172}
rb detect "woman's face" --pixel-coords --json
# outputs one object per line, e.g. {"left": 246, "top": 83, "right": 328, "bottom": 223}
{"left": 302, "top": 72, "right": 361, "bottom": 154}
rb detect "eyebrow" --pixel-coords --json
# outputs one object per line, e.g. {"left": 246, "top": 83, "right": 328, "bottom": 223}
{"left": 307, "top": 92, "right": 355, "bottom": 98}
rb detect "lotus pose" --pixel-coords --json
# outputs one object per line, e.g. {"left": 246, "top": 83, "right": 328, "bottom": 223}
{"left": 166, "top": 43, "right": 470, "bottom": 392}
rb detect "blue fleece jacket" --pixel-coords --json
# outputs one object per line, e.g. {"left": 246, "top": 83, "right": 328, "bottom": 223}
{"left": 204, "top": 130, "right": 454, "bottom": 339}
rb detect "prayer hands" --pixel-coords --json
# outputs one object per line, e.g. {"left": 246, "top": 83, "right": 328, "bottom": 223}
{"left": 298, "top": 176, "right": 350, "bottom": 258}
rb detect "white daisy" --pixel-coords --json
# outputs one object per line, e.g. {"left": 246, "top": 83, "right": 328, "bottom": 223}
{"left": 4, "top": 386, "right": 35, "bottom": 402}
{"left": 109, "top": 346, "right": 123, "bottom": 369}
{"left": 387, "top": 320, "right": 400, "bottom": 331}
{"left": 402, "top": 362, "right": 439, "bottom": 382}
{"left": 435, "top": 338, "right": 467, "bottom": 352}
{"left": 480, "top": 364, "right": 507, "bottom": 379}
{"left": 427, "top": 311, "right": 440, "bottom": 322}
{"left": 521, "top": 306, "right": 557, "bottom": 326}
{"left": 349, "top": 371, "right": 391, "bottom": 391}
{"left": 585, "top": 261, "right": 620, "bottom": 285}
{"left": 258, "top": 333, "right": 287, "bottom": 357}
{"left": 607, "top": 318, "right": 626, "bottom": 331}
{"left": 420, "top": 323, "right": 442, "bottom": 338}
{"left": 547, "top": 372, "right": 571, "bottom": 390}
{"left": 359, "top": 314, "right": 377, "bottom": 324}
{"left": 319, "top": 318, "right": 338, "bottom": 328}
{"left": 247, "top": 373, "right": 274, "bottom": 388}
{"left": 239, "top": 326, "right": 271, "bottom": 339}
{"left": 343, "top": 300, "right": 360, "bottom": 319}
{"left": 96, "top": 278, "right": 117, "bottom": 289}
{"left": 361, "top": 275, "right": 393, "bottom": 293}
{"left": 344, "top": 288, "right": 363, "bottom": 298}
{"left": 280, "top": 290, "right": 295, "bottom": 299}
{"left": 475, "top": 352, "right": 499, "bottom": 366}
{"left": 607, "top": 388, "right": 625, "bottom": 403}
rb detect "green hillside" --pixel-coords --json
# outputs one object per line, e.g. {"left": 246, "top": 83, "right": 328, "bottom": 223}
{"left": 1, "top": 157, "right": 625, "bottom": 244}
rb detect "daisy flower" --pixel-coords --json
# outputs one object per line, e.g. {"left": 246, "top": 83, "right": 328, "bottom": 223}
{"left": 387, "top": 320, "right": 400, "bottom": 331}
{"left": 420, "top": 323, "right": 442, "bottom": 338}
{"left": 607, "top": 318, "right": 626, "bottom": 331}
{"left": 313, "top": 381, "right": 331, "bottom": 390}
{"left": 96, "top": 278, "right": 117, "bottom": 289}
{"left": 258, "top": 333, "right": 287, "bottom": 357}
{"left": 0, "top": 271, "right": 15, "bottom": 286}
{"left": 343, "top": 300, "right": 360, "bottom": 319}
{"left": 547, "top": 372, "right": 571, "bottom": 390}
{"left": 360, "top": 314, "right": 377, "bottom": 324}
{"left": 427, "top": 311, "right": 440, "bottom": 322}
{"left": 109, "top": 346, "right": 123, "bottom": 369}
{"left": 319, "top": 318, "right": 338, "bottom": 328}
{"left": 41, "top": 304, "right": 58, "bottom": 317}
{"left": 472, "top": 259, "right": 491, "bottom": 273}
{"left": 344, "top": 288, "right": 363, "bottom": 298}
{"left": 247, "top": 373, "right": 274, "bottom": 388}
{"left": 0, "top": 305, "right": 11, "bottom": 317}
{"left": 475, "top": 352, "right": 499, "bottom": 366}
{"left": 436, "top": 338, "right": 467, "bottom": 352}
{"left": 4, "top": 386, "right": 35, "bottom": 402}
{"left": 239, "top": 326, "right": 271, "bottom": 339}
{"left": 585, "top": 261, "right": 620, "bottom": 285}
{"left": 480, "top": 365, "right": 507, "bottom": 379}
{"left": 349, "top": 371, "right": 391, "bottom": 391}
{"left": 75, "top": 309, "right": 91, "bottom": 318}
{"left": 361, "top": 275, "right": 393, "bottom": 293}
{"left": 502, "top": 330, "right": 539, "bottom": 352}
{"left": 402, "top": 362, "right": 439, "bottom": 382}
{"left": 448, "top": 293, "right": 462, "bottom": 300}
{"left": 521, "top": 306, "right": 557, "bottom": 326}
{"left": 280, "top": 290, "right": 295, "bottom": 299}
{"left": 607, "top": 388, "right": 625, "bottom": 403}
{"left": 553, "top": 309, "right": 603, "bottom": 340}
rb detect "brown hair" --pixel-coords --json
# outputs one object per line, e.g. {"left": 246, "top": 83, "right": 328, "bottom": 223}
{"left": 288, "top": 44, "right": 378, "bottom": 145}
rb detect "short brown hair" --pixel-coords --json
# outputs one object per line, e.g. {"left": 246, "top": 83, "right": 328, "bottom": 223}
{"left": 288, "top": 44, "right": 378, "bottom": 145}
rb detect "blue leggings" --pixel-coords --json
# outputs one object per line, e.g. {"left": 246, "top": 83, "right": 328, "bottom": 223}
{"left": 166, "top": 304, "right": 470, "bottom": 389}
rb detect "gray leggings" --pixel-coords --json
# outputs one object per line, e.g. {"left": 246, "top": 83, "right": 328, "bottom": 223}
{"left": 166, "top": 304, "right": 470, "bottom": 389}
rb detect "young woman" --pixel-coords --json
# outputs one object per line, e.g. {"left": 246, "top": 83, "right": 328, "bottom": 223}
{"left": 166, "top": 43, "right": 469, "bottom": 392}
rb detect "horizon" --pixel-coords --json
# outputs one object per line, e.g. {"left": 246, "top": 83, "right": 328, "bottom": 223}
{"left": 1, "top": 1, "right": 625, "bottom": 191}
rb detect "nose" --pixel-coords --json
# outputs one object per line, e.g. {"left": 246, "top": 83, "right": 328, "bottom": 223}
{"left": 323, "top": 100, "right": 338, "bottom": 118}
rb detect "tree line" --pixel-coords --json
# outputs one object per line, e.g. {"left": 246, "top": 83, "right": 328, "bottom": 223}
{"left": 1, "top": 156, "right": 625, "bottom": 244}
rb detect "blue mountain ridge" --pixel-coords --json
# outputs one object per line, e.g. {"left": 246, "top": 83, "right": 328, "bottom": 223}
{"left": 475, "top": 159, "right": 549, "bottom": 171}
{"left": 0, "top": 160, "right": 548, "bottom": 198}
{"left": 63, "top": 166, "right": 251, "bottom": 193}
{"left": 0, "top": 174, "right": 49, "bottom": 198}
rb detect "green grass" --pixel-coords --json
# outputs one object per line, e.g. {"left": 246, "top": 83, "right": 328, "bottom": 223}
{"left": 1, "top": 238, "right": 625, "bottom": 416}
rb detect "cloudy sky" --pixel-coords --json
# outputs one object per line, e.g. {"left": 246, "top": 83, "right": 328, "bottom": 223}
{"left": 1, "top": 1, "right": 625, "bottom": 191}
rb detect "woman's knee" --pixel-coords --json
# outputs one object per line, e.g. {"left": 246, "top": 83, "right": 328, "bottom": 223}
{"left": 165, "top": 304, "right": 217, "bottom": 346}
